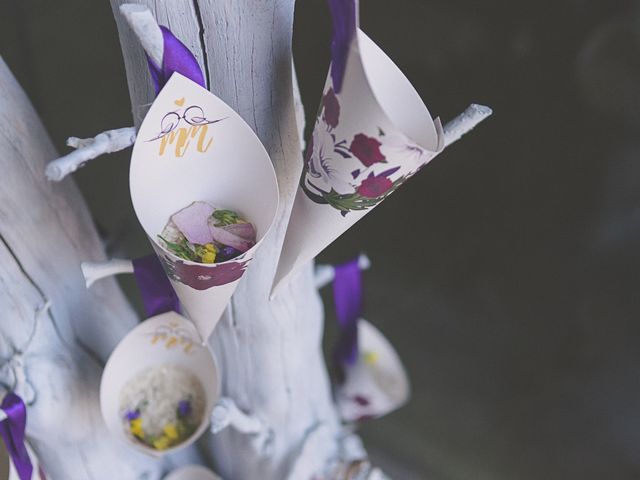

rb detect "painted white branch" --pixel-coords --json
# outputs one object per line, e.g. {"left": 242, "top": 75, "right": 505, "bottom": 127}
{"left": 44, "top": 127, "right": 136, "bottom": 181}
{"left": 0, "top": 58, "right": 164, "bottom": 479}
{"left": 119, "top": 4, "right": 164, "bottom": 66}
{"left": 315, "top": 254, "right": 371, "bottom": 289}
{"left": 81, "top": 259, "right": 134, "bottom": 288}
{"left": 210, "top": 397, "right": 264, "bottom": 435}
{"left": 443, "top": 103, "right": 492, "bottom": 147}
{"left": 112, "top": 2, "right": 345, "bottom": 478}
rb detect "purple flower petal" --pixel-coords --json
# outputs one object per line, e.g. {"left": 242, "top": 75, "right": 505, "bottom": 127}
{"left": 125, "top": 410, "right": 140, "bottom": 421}
{"left": 171, "top": 202, "right": 215, "bottom": 245}
{"left": 217, "top": 246, "right": 242, "bottom": 262}
{"left": 177, "top": 400, "right": 191, "bottom": 417}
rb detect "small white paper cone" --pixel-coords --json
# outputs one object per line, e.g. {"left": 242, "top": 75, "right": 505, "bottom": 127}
{"left": 273, "top": 30, "right": 444, "bottom": 293}
{"left": 100, "top": 312, "right": 220, "bottom": 457}
{"left": 164, "top": 465, "right": 222, "bottom": 480}
{"left": 335, "top": 319, "right": 410, "bottom": 423}
{"left": 130, "top": 73, "right": 279, "bottom": 340}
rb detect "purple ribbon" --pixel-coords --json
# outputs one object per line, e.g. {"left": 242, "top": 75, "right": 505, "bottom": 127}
{"left": 147, "top": 26, "right": 206, "bottom": 95}
{"left": 0, "top": 393, "right": 33, "bottom": 480}
{"left": 132, "top": 255, "right": 181, "bottom": 318}
{"left": 333, "top": 257, "right": 363, "bottom": 367}
{"left": 327, "top": 0, "right": 357, "bottom": 93}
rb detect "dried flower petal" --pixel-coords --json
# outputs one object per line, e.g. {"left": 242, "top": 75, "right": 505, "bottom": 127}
{"left": 171, "top": 201, "right": 215, "bottom": 244}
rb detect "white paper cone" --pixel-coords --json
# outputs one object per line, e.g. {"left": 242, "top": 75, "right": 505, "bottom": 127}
{"left": 273, "top": 30, "right": 444, "bottom": 293}
{"left": 130, "top": 73, "right": 279, "bottom": 340}
{"left": 164, "top": 465, "right": 222, "bottom": 480}
{"left": 100, "top": 312, "right": 220, "bottom": 457}
{"left": 335, "top": 319, "right": 410, "bottom": 423}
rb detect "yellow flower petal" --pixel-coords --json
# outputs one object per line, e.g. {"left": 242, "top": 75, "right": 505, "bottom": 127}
{"left": 202, "top": 251, "right": 216, "bottom": 263}
{"left": 363, "top": 351, "right": 379, "bottom": 365}
{"left": 153, "top": 436, "right": 171, "bottom": 451}
{"left": 129, "top": 418, "right": 144, "bottom": 438}
{"left": 163, "top": 423, "right": 179, "bottom": 440}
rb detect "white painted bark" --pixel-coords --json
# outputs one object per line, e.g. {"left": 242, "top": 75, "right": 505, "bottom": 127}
{"left": 111, "top": 2, "right": 346, "bottom": 479}
{"left": 0, "top": 58, "right": 166, "bottom": 479}
{"left": 45, "top": 127, "right": 136, "bottom": 182}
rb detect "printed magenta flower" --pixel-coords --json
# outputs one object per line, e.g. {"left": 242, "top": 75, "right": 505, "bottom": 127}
{"left": 356, "top": 166, "right": 400, "bottom": 198}
{"left": 322, "top": 88, "right": 340, "bottom": 129}
{"left": 349, "top": 134, "right": 386, "bottom": 167}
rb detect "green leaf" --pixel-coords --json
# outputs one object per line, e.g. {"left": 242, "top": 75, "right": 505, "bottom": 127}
{"left": 211, "top": 209, "right": 240, "bottom": 226}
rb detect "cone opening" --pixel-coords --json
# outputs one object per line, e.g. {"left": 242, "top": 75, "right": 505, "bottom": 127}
{"left": 356, "top": 30, "right": 439, "bottom": 152}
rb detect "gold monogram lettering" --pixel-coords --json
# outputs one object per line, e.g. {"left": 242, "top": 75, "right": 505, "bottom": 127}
{"left": 159, "top": 125, "right": 213, "bottom": 157}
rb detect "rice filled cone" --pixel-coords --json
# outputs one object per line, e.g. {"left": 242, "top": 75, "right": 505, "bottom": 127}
{"left": 100, "top": 312, "right": 220, "bottom": 457}
{"left": 335, "top": 319, "right": 410, "bottom": 423}
{"left": 273, "top": 26, "right": 444, "bottom": 293}
{"left": 130, "top": 73, "right": 279, "bottom": 341}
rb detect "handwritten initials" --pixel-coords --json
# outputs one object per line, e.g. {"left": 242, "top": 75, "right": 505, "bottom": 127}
{"left": 159, "top": 124, "right": 213, "bottom": 157}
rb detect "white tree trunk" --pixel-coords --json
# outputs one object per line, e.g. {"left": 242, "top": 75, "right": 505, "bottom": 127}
{"left": 0, "top": 58, "right": 168, "bottom": 479}
{"left": 111, "top": 1, "right": 344, "bottom": 479}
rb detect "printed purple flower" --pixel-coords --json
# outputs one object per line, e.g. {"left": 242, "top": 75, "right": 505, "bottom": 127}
{"left": 322, "top": 88, "right": 340, "bottom": 129}
{"left": 356, "top": 167, "right": 400, "bottom": 198}
{"left": 306, "top": 121, "right": 354, "bottom": 195}
{"left": 349, "top": 134, "right": 386, "bottom": 167}
{"left": 177, "top": 400, "right": 192, "bottom": 417}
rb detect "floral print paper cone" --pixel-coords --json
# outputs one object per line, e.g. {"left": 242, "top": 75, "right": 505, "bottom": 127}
{"left": 272, "top": 28, "right": 444, "bottom": 293}
{"left": 335, "top": 319, "right": 410, "bottom": 423}
{"left": 130, "top": 73, "right": 279, "bottom": 341}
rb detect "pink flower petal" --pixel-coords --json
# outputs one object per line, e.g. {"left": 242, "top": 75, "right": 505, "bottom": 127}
{"left": 223, "top": 222, "right": 256, "bottom": 242}
{"left": 209, "top": 224, "right": 255, "bottom": 252}
{"left": 171, "top": 202, "right": 215, "bottom": 244}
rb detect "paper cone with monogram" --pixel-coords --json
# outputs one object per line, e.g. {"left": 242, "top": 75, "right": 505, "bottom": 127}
{"left": 100, "top": 311, "right": 220, "bottom": 457}
{"left": 272, "top": 0, "right": 444, "bottom": 292}
{"left": 130, "top": 73, "right": 279, "bottom": 341}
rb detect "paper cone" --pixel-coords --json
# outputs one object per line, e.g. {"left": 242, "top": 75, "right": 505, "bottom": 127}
{"left": 100, "top": 312, "right": 220, "bottom": 457}
{"left": 273, "top": 29, "right": 444, "bottom": 293}
{"left": 164, "top": 465, "right": 222, "bottom": 480}
{"left": 130, "top": 73, "right": 279, "bottom": 340}
{"left": 335, "top": 319, "right": 410, "bottom": 423}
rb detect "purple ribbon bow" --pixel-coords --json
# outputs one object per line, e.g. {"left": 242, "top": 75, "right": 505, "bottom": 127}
{"left": 327, "top": 0, "right": 358, "bottom": 93}
{"left": 147, "top": 26, "right": 206, "bottom": 95}
{"left": 132, "top": 255, "right": 181, "bottom": 318}
{"left": 333, "top": 257, "right": 363, "bottom": 368}
{"left": 0, "top": 393, "right": 33, "bottom": 480}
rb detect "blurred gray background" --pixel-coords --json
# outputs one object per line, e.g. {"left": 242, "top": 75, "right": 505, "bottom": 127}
{"left": 3, "top": 0, "right": 640, "bottom": 478}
